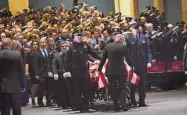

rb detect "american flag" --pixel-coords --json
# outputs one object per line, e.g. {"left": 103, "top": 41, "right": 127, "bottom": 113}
{"left": 89, "top": 60, "right": 140, "bottom": 89}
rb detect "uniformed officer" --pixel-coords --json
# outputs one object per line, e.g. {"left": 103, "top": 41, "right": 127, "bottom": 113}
{"left": 64, "top": 33, "right": 100, "bottom": 113}
{"left": 183, "top": 43, "right": 187, "bottom": 75}
{"left": 52, "top": 41, "right": 69, "bottom": 108}
{"left": 169, "top": 21, "right": 186, "bottom": 61}
{"left": 125, "top": 23, "right": 152, "bottom": 107}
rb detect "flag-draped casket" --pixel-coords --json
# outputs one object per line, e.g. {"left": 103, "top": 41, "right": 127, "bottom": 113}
{"left": 89, "top": 60, "right": 140, "bottom": 89}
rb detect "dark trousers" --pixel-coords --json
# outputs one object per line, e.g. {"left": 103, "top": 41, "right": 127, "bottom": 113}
{"left": 130, "top": 66, "right": 146, "bottom": 104}
{"left": 72, "top": 77, "right": 90, "bottom": 109}
{"left": 65, "top": 77, "right": 75, "bottom": 107}
{"left": 37, "top": 78, "right": 51, "bottom": 104}
{"left": 53, "top": 78, "right": 69, "bottom": 107}
{"left": 107, "top": 75, "right": 127, "bottom": 108}
{"left": 0, "top": 93, "right": 21, "bottom": 115}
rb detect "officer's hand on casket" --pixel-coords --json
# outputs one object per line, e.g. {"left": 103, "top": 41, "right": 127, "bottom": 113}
{"left": 152, "top": 59, "right": 156, "bottom": 63}
{"left": 185, "top": 71, "right": 187, "bottom": 74}
{"left": 63, "top": 72, "right": 72, "bottom": 78}
{"left": 54, "top": 74, "right": 58, "bottom": 80}
{"left": 94, "top": 60, "right": 100, "bottom": 65}
{"left": 174, "top": 56, "right": 177, "bottom": 60}
{"left": 147, "top": 63, "right": 152, "bottom": 68}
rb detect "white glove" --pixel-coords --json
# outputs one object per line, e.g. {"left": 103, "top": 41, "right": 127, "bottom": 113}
{"left": 185, "top": 71, "right": 187, "bottom": 74}
{"left": 94, "top": 44, "right": 99, "bottom": 49}
{"left": 173, "top": 26, "right": 179, "bottom": 31}
{"left": 54, "top": 74, "right": 59, "bottom": 80}
{"left": 147, "top": 63, "right": 152, "bottom": 68}
{"left": 174, "top": 56, "right": 177, "bottom": 60}
{"left": 63, "top": 72, "right": 72, "bottom": 78}
{"left": 152, "top": 59, "right": 156, "bottom": 63}
{"left": 36, "top": 76, "right": 39, "bottom": 80}
{"left": 21, "top": 88, "right": 26, "bottom": 92}
{"left": 48, "top": 72, "right": 53, "bottom": 77}
{"left": 94, "top": 60, "right": 100, "bottom": 64}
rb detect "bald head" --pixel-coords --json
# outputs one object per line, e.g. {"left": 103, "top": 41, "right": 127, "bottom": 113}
{"left": 1, "top": 38, "right": 12, "bottom": 49}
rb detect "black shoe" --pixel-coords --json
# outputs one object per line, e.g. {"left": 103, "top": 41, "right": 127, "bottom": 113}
{"left": 62, "top": 106, "right": 68, "bottom": 109}
{"left": 84, "top": 108, "right": 89, "bottom": 112}
{"left": 131, "top": 99, "right": 137, "bottom": 107}
{"left": 72, "top": 107, "right": 79, "bottom": 111}
{"left": 38, "top": 103, "right": 45, "bottom": 107}
{"left": 123, "top": 106, "right": 129, "bottom": 111}
{"left": 139, "top": 103, "right": 148, "bottom": 107}
{"left": 80, "top": 109, "right": 85, "bottom": 113}
{"left": 114, "top": 106, "right": 121, "bottom": 112}
{"left": 32, "top": 99, "right": 35, "bottom": 106}
{"left": 46, "top": 103, "right": 52, "bottom": 107}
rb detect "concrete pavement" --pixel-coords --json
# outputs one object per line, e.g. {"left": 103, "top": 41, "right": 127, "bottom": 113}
{"left": 20, "top": 89, "right": 187, "bottom": 115}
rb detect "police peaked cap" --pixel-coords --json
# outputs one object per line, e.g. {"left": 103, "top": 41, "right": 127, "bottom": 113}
{"left": 130, "top": 23, "right": 139, "bottom": 29}
{"left": 111, "top": 28, "right": 120, "bottom": 35}
{"left": 23, "top": 9, "right": 28, "bottom": 12}
{"left": 125, "top": 17, "right": 132, "bottom": 22}
{"left": 146, "top": 6, "right": 151, "bottom": 9}
{"left": 176, "top": 21, "right": 185, "bottom": 26}
{"left": 151, "top": 6, "right": 156, "bottom": 10}
{"left": 29, "top": 6, "right": 34, "bottom": 9}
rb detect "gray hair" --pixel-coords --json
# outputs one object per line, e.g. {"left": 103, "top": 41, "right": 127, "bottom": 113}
{"left": 115, "top": 34, "right": 124, "bottom": 42}
{"left": 1, "top": 37, "right": 12, "bottom": 48}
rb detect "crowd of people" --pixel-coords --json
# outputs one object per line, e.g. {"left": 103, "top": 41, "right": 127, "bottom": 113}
{"left": 0, "top": 1, "right": 187, "bottom": 115}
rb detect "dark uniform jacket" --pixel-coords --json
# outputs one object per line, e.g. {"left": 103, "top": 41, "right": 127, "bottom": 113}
{"left": 183, "top": 43, "right": 187, "bottom": 71}
{"left": 65, "top": 42, "right": 100, "bottom": 77}
{"left": 52, "top": 51, "right": 66, "bottom": 77}
{"left": 126, "top": 33, "right": 152, "bottom": 69}
{"left": 98, "top": 41, "right": 133, "bottom": 77}
{"left": 0, "top": 49, "right": 26, "bottom": 93}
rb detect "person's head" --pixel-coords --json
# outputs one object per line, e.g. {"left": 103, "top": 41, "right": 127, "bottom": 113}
{"left": 61, "top": 29, "right": 69, "bottom": 37}
{"left": 18, "top": 34, "right": 24, "bottom": 42}
{"left": 73, "top": 33, "right": 83, "bottom": 43}
{"left": 0, "top": 33, "right": 6, "bottom": 40}
{"left": 94, "top": 31, "right": 99, "bottom": 39}
{"left": 40, "top": 37, "right": 47, "bottom": 49}
{"left": 130, "top": 23, "right": 139, "bottom": 35}
{"left": 52, "top": 32, "right": 57, "bottom": 38}
{"left": 98, "top": 41, "right": 105, "bottom": 49}
{"left": 2, "top": 38, "right": 12, "bottom": 49}
{"left": 31, "top": 40, "right": 39, "bottom": 51}
{"left": 47, "top": 37, "right": 55, "bottom": 48}
{"left": 167, "top": 24, "right": 173, "bottom": 31}
{"left": 60, "top": 41, "right": 68, "bottom": 51}
{"left": 176, "top": 21, "right": 185, "bottom": 31}
{"left": 86, "top": 31, "right": 92, "bottom": 38}
{"left": 146, "top": 23, "right": 153, "bottom": 32}
{"left": 103, "top": 30, "right": 109, "bottom": 38}
{"left": 115, "top": 34, "right": 124, "bottom": 43}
